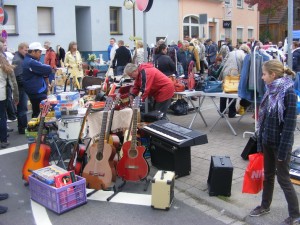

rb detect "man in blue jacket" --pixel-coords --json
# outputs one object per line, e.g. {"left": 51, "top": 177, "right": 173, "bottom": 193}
{"left": 22, "top": 42, "right": 52, "bottom": 118}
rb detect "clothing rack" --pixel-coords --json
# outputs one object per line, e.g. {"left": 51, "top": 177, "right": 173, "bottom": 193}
{"left": 243, "top": 45, "right": 278, "bottom": 138}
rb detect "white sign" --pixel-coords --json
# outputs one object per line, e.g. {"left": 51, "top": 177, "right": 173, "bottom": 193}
{"left": 224, "top": 5, "right": 232, "bottom": 20}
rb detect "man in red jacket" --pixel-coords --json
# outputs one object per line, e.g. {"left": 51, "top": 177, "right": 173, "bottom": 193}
{"left": 124, "top": 63, "right": 174, "bottom": 119}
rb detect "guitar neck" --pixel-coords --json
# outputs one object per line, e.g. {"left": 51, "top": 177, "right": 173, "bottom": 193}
{"left": 105, "top": 108, "right": 115, "bottom": 142}
{"left": 97, "top": 111, "right": 109, "bottom": 152}
{"left": 34, "top": 116, "right": 45, "bottom": 156}
{"left": 130, "top": 108, "right": 138, "bottom": 149}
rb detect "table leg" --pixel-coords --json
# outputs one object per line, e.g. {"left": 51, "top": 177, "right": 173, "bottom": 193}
{"left": 188, "top": 96, "right": 207, "bottom": 128}
{"left": 209, "top": 97, "right": 237, "bottom": 136}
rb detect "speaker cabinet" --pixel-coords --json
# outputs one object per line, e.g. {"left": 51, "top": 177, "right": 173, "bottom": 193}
{"left": 149, "top": 137, "right": 191, "bottom": 178}
{"left": 207, "top": 156, "right": 233, "bottom": 197}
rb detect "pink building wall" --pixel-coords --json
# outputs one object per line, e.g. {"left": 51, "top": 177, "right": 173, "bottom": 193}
{"left": 179, "top": 0, "right": 259, "bottom": 45}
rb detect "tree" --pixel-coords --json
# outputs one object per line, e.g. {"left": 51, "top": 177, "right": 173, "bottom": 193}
{"left": 245, "top": 0, "right": 288, "bottom": 42}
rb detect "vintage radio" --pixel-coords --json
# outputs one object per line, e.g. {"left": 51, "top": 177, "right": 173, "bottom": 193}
{"left": 207, "top": 156, "right": 233, "bottom": 197}
{"left": 151, "top": 170, "right": 175, "bottom": 210}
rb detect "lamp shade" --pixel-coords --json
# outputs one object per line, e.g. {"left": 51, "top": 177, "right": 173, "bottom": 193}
{"left": 124, "top": 0, "right": 134, "bottom": 10}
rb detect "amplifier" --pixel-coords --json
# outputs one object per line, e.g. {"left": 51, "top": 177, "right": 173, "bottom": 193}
{"left": 149, "top": 137, "right": 191, "bottom": 178}
{"left": 151, "top": 170, "right": 175, "bottom": 210}
{"left": 207, "top": 156, "right": 233, "bottom": 197}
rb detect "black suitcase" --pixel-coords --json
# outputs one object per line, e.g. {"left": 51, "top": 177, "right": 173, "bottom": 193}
{"left": 207, "top": 156, "right": 233, "bottom": 197}
{"left": 241, "top": 136, "right": 258, "bottom": 160}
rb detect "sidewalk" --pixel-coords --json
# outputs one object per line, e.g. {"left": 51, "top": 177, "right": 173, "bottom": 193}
{"left": 165, "top": 97, "right": 300, "bottom": 225}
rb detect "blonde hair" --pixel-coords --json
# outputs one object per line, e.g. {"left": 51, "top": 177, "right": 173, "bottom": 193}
{"left": 239, "top": 44, "right": 250, "bottom": 54}
{"left": 136, "top": 40, "right": 143, "bottom": 48}
{"left": 263, "top": 59, "right": 295, "bottom": 79}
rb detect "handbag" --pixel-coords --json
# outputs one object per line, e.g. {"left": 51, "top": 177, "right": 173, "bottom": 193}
{"left": 241, "top": 135, "right": 258, "bottom": 160}
{"left": 174, "top": 79, "right": 185, "bottom": 92}
{"left": 242, "top": 153, "right": 264, "bottom": 194}
{"left": 141, "top": 110, "right": 164, "bottom": 122}
{"left": 223, "top": 70, "right": 240, "bottom": 93}
{"left": 194, "top": 75, "right": 205, "bottom": 91}
{"left": 203, "top": 76, "right": 223, "bottom": 93}
{"left": 169, "top": 99, "right": 189, "bottom": 115}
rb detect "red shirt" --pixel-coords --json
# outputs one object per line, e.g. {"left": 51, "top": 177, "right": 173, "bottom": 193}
{"left": 44, "top": 48, "right": 57, "bottom": 69}
{"left": 131, "top": 63, "right": 175, "bottom": 102}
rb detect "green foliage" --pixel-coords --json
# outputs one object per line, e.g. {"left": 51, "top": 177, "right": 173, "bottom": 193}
{"left": 259, "top": 30, "right": 272, "bottom": 43}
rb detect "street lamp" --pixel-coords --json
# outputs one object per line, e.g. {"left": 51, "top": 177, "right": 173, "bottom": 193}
{"left": 123, "top": 0, "right": 136, "bottom": 38}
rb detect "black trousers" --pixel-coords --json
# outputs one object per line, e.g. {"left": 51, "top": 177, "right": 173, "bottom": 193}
{"left": 29, "top": 96, "right": 47, "bottom": 118}
{"left": 261, "top": 144, "right": 299, "bottom": 218}
{"left": 153, "top": 98, "right": 172, "bottom": 120}
{"left": 219, "top": 97, "right": 236, "bottom": 117}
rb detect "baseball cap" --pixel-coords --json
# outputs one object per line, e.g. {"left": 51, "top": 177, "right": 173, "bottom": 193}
{"left": 28, "top": 42, "right": 46, "bottom": 51}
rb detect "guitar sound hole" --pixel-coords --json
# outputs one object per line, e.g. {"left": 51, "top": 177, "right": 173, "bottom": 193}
{"left": 96, "top": 152, "right": 103, "bottom": 161}
{"left": 33, "top": 153, "right": 40, "bottom": 162}
{"left": 129, "top": 150, "right": 137, "bottom": 158}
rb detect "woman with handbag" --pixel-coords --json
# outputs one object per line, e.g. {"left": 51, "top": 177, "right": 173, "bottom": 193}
{"left": 219, "top": 44, "right": 250, "bottom": 118}
{"left": 249, "top": 60, "right": 299, "bottom": 225}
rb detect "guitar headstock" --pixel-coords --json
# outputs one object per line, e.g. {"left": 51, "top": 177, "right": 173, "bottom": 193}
{"left": 41, "top": 101, "right": 51, "bottom": 118}
{"left": 104, "top": 97, "right": 114, "bottom": 112}
{"left": 132, "top": 96, "right": 141, "bottom": 109}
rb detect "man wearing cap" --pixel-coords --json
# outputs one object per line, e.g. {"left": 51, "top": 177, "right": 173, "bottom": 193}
{"left": 22, "top": 42, "right": 52, "bottom": 118}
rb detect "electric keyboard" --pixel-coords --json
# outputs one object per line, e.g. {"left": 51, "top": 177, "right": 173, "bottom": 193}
{"left": 142, "top": 120, "right": 208, "bottom": 148}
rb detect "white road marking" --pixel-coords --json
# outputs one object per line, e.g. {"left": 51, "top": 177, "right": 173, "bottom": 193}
{"left": 0, "top": 144, "right": 28, "bottom": 155}
{"left": 31, "top": 200, "right": 52, "bottom": 225}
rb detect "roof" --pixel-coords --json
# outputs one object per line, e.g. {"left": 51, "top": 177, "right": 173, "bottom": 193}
{"left": 259, "top": 7, "right": 287, "bottom": 25}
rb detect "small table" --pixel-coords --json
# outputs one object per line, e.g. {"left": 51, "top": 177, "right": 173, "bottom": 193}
{"left": 200, "top": 92, "right": 239, "bottom": 136}
{"left": 174, "top": 90, "right": 208, "bottom": 128}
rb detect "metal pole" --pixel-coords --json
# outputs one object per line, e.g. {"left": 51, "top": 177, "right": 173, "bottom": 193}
{"left": 133, "top": 3, "right": 136, "bottom": 37}
{"left": 287, "top": 0, "right": 293, "bottom": 68}
{"left": 143, "top": 12, "right": 147, "bottom": 62}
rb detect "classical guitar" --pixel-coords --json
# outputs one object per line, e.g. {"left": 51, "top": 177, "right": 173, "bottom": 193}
{"left": 82, "top": 98, "right": 113, "bottom": 190}
{"left": 67, "top": 104, "right": 92, "bottom": 175}
{"left": 116, "top": 97, "right": 149, "bottom": 182}
{"left": 22, "top": 102, "right": 51, "bottom": 182}
{"left": 105, "top": 97, "right": 120, "bottom": 182}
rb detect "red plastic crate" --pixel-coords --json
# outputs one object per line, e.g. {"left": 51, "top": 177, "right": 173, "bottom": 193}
{"left": 29, "top": 175, "right": 87, "bottom": 214}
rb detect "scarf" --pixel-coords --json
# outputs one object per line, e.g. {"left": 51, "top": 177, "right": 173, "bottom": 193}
{"left": 258, "top": 77, "right": 294, "bottom": 129}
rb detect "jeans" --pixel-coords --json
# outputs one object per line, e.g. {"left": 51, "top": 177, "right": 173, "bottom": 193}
{"left": 0, "top": 100, "right": 8, "bottom": 142}
{"left": 220, "top": 97, "right": 236, "bottom": 117}
{"left": 261, "top": 144, "right": 300, "bottom": 218}
{"left": 116, "top": 66, "right": 125, "bottom": 76}
{"left": 29, "top": 96, "right": 46, "bottom": 118}
{"left": 17, "top": 86, "right": 28, "bottom": 130}
{"left": 6, "top": 86, "right": 17, "bottom": 120}
{"left": 153, "top": 98, "right": 172, "bottom": 120}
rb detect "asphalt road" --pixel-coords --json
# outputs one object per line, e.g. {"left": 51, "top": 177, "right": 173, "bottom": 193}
{"left": 0, "top": 120, "right": 229, "bottom": 225}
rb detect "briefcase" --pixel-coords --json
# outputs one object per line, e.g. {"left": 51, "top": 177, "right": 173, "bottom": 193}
{"left": 207, "top": 156, "right": 233, "bottom": 197}
{"left": 241, "top": 135, "right": 258, "bottom": 160}
{"left": 151, "top": 170, "right": 175, "bottom": 210}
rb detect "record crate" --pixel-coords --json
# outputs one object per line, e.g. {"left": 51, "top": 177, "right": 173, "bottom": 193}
{"left": 29, "top": 175, "right": 87, "bottom": 214}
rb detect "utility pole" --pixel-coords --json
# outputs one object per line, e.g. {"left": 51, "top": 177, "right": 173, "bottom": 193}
{"left": 287, "top": 0, "right": 293, "bottom": 69}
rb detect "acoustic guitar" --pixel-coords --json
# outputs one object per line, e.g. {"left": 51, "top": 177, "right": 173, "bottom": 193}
{"left": 67, "top": 104, "right": 92, "bottom": 175}
{"left": 22, "top": 102, "right": 51, "bottom": 182}
{"left": 116, "top": 97, "right": 149, "bottom": 182}
{"left": 82, "top": 97, "right": 113, "bottom": 190}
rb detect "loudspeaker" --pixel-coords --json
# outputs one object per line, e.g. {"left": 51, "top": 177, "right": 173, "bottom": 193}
{"left": 207, "top": 156, "right": 233, "bottom": 197}
{"left": 150, "top": 137, "right": 191, "bottom": 178}
{"left": 241, "top": 136, "right": 258, "bottom": 160}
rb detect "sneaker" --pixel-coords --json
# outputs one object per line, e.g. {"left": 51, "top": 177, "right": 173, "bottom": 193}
{"left": 1, "top": 142, "right": 10, "bottom": 149}
{"left": 0, "top": 205, "right": 7, "bottom": 214}
{"left": 280, "top": 217, "right": 300, "bottom": 225}
{"left": 7, "top": 119, "right": 17, "bottom": 123}
{"left": 249, "top": 206, "right": 270, "bottom": 217}
{"left": 7, "top": 127, "right": 13, "bottom": 132}
{"left": 0, "top": 193, "right": 8, "bottom": 201}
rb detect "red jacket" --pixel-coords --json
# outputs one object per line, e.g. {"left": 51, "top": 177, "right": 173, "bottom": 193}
{"left": 131, "top": 63, "right": 174, "bottom": 102}
{"left": 44, "top": 47, "right": 57, "bottom": 69}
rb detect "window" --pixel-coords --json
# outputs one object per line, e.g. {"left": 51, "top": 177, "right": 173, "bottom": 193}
{"left": 225, "top": 28, "right": 232, "bottom": 40}
{"left": 183, "top": 16, "right": 200, "bottom": 38}
{"left": 225, "top": 0, "right": 231, "bottom": 6}
{"left": 37, "top": 7, "right": 54, "bottom": 34}
{"left": 237, "top": 28, "right": 243, "bottom": 43}
{"left": 3, "top": 5, "right": 17, "bottom": 34}
{"left": 237, "top": 0, "right": 243, "bottom": 8}
{"left": 248, "top": 29, "right": 253, "bottom": 40}
{"left": 110, "top": 7, "right": 121, "bottom": 34}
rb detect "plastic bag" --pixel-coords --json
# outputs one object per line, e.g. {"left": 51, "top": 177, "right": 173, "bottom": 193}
{"left": 242, "top": 153, "right": 264, "bottom": 194}
{"left": 170, "top": 99, "right": 189, "bottom": 115}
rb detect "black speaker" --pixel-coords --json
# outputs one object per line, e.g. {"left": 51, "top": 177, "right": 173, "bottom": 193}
{"left": 241, "top": 136, "right": 257, "bottom": 160}
{"left": 150, "top": 137, "right": 191, "bottom": 178}
{"left": 207, "top": 156, "right": 233, "bottom": 197}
